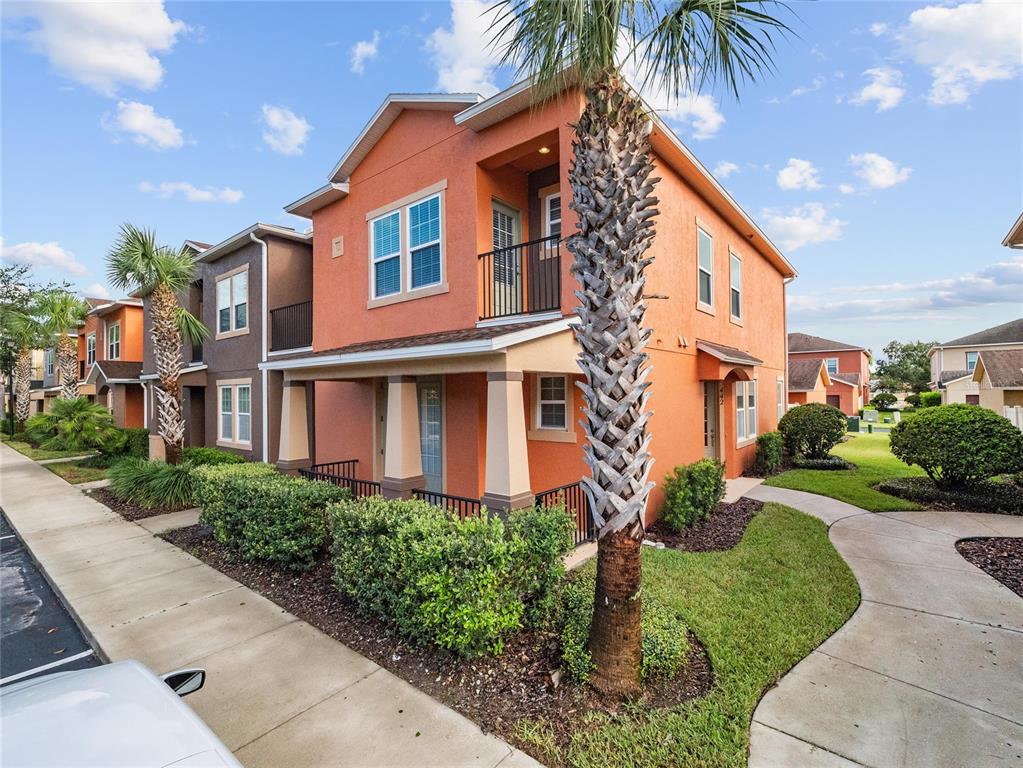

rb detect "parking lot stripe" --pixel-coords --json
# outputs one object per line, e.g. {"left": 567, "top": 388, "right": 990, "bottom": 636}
{"left": 0, "top": 649, "right": 95, "bottom": 686}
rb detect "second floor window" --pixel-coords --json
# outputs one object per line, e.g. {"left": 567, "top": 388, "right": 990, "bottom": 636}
{"left": 86, "top": 333, "right": 96, "bottom": 366}
{"left": 729, "top": 253, "right": 742, "bottom": 321}
{"left": 966, "top": 351, "right": 978, "bottom": 371}
{"left": 107, "top": 322, "right": 120, "bottom": 359}
{"left": 45, "top": 349, "right": 54, "bottom": 376}
{"left": 826, "top": 358, "right": 839, "bottom": 375}
{"left": 370, "top": 191, "right": 444, "bottom": 300}
{"left": 217, "top": 270, "right": 248, "bottom": 335}
{"left": 545, "top": 193, "right": 562, "bottom": 238}
{"left": 697, "top": 226, "right": 713, "bottom": 309}
{"left": 409, "top": 196, "right": 441, "bottom": 289}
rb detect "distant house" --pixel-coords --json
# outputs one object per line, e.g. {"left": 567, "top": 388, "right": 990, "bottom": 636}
{"left": 971, "top": 349, "right": 1023, "bottom": 419}
{"left": 787, "top": 333, "right": 871, "bottom": 415}
{"left": 787, "top": 358, "right": 831, "bottom": 406}
{"left": 928, "top": 318, "right": 1023, "bottom": 404}
{"left": 78, "top": 298, "right": 145, "bottom": 428}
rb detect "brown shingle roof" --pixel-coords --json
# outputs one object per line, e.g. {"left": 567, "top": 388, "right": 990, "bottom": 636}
{"left": 937, "top": 369, "right": 971, "bottom": 386}
{"left": 976, "top": 350, "right": 1023, "bottom": 388}
{"left": 93, "top": 361, "right": 143, "bottom": 382}
{"left": 941, "top": 318, "right": 1023, "bottom": 347}
{"left": 788, "top": 332, "right": 863, "bottom": 354}
{"left": 789, "top": 358, "right": 825, "bottom": 391}
{"left": 696, "top": 340, "right": 763, "bottom": 366}
{"left": 830, "top": 371, "right": 861, "bottom": 387}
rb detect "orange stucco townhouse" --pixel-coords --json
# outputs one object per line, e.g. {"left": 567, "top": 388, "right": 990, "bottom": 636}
{"left": 787, "top": 332, "right": 871, "bottom": 415}
{"left": 261, "top": 80, "right": 797, "bottom": 532}
{"left": 78, "top": 298, "right": 146, "bottom": 428}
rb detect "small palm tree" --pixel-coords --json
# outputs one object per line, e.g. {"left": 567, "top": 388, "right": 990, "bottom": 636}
{"left": 107, "top": 224, "right": 207, "bottom": 464}
{"left": 492, "top": 0, "right": 789, "bottom": 695}
{"left": 10, "top": 311, "right": 46, "bottom": 426}
{"left": 38, "top": 290, "right": 90, "bottom": 400}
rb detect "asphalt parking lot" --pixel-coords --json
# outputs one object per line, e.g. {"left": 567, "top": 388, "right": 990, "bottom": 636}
{"left": 1, "top": 511, "right": 101, "bottom": 686}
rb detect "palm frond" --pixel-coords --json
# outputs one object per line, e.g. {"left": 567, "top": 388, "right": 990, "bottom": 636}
{"left": 37, "top": 290, "right": 90, "bottom": 335}
{"left": 176, "top": 306, "right": 209, "bottom": 346}
{"left": 153, "top": 247, "right": 199, "bottom": 295}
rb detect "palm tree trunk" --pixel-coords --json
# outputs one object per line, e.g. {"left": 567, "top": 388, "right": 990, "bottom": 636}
{"left": 14, "top": 347, "right": 32, "bottom": 426}
{"left": 57, "top": 333, "right": 79, "bottom": 399}
{"left": 151, "top": 283, "right": 186, "bottom": 464}
{"left": 569, "top": 74, "right": 659, "bottom": 697}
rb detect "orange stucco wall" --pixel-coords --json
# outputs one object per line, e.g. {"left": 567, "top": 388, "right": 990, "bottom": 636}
{"left": 79, "top": 305, "right": 144, "bottom": 367}
{"left": 124, "top": 384, "right": 144, "bottom": 428}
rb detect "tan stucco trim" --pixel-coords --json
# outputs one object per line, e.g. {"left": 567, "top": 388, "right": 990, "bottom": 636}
{"left": 367, "top": 281, "right": 449, "bottom": 309}
{"left": 364, "top": 179, "right": 449, "bottom": 221}
{"left": 383, "top": 377, "right": 423, "bottom": 481}
{"left": 277, "top": 382, "right": 310, "bottom": 464}
{"left": 484, "top": 374, "right": 532, "bottom": 502}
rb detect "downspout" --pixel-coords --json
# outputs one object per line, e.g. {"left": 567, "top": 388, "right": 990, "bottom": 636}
{"left": 141, "top": 382, "right": 148, "bottom": 428}
{"left": 250, "top": 231, "right": 270, "bottom": 462}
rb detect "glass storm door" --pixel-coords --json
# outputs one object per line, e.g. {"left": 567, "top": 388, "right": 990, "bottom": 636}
{"left": 417, "top": 380, "right": 443, "bottom": 493}
{"left": 492, "top": 204, "right": 522, "bottom": 316}
{"left": 703, "top": 382, "right": 719, "bottom": 459}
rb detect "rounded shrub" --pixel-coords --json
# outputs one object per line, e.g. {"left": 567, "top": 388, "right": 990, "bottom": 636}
{"left": 918, "top": 391, "right": 942, "bottom": 408}
{"left": 754, "top": 431, "right": 784, "bottom": 475}
{"left": 889, "top": 404, "right": 1023, "bottom": 489}
{"left": 661, "top": 459, "right": 725, "bottom": 532}
{"left": 183, "top": 446, "right": 246, "bottom": 466}
{"left": 778, "top": 403, "right": 847, "bottom": 460}
{"left": 871, "top": 392, "right": 897, "bottom": 410}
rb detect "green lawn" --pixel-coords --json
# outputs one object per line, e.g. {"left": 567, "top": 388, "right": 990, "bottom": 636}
{"left": 764, "top": 432, "right": 925, "bottom": 512}
{"left": 517, "top": 504, "right": 859, "bottom": 768}
{"left": 0, "top": 433, "right": 96, "bottom": 461}
{"left": 44, "top": 460, "right": 108, "bottom": 485}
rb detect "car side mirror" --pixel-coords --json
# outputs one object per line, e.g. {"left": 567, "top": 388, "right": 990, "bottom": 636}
{"left": 161, "top": 668, "right": 206, "bottom": 697}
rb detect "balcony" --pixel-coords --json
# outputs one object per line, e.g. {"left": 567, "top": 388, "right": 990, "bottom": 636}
{"left": 270, "top": 300, "right": 313, "bottom": 352}
{"left": 478, "top": 235, "right": 562, "bottom": 322}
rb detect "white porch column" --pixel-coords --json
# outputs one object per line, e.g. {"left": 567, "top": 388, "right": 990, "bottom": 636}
{"left": 277, "top": 380, "right": 311, "bottom": 472}
{"left": 481, "top": 371, "right": 533, "bottom": 514}
{"left": 382, "top": 375, "right": 423, "bottom": 499}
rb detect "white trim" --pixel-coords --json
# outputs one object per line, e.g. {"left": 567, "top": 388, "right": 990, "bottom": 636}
{"left": 735, "top": 379, "right": 758, "bottom": 445}
{"left": 267, "top": 345, "right": 313, "bottom": 357}
{"left": 217, "top": 380, "right": 252, "bottom": 449}
{"left": 825, "top": 357, "right": 839, "bottom": 375}
{"left": 86, "top": 332, "right": 97, "bottom": 366}
{"left": 198, "top": 223, "right": 309, "bottom": 264}
{"left": 696, "top": 224, "right": 714, "bottom": 312}
{"left": 729, "top": 251, "right": 742, "bottom": 324}
{"left": 105, "top": 320, "right": 121, "bottom": 360}
{"left": 140, "top": 364, "right": 207, "bottom": 381}
{"left": 542, "top": 192, "right": 561, "bottom": 238}
{"left": 259, "top": 317, "right": 578, "bottom": 372}
{"left": 368, "top": 186, "right": 446, "bottom": 302}
{"left": 215, "top": 266, "right": 249, "bottom": 337}
{"left": 284, "top": 182, "right": 349, "bottom": 218}
{"left": 250, "top": 231, "right": 270, "bottom": 462}
{"left": 535, "top": 373, "right": 568, "bottom": 430}
{"left": 476, "top": 309, "right": 563, "bottom": 329}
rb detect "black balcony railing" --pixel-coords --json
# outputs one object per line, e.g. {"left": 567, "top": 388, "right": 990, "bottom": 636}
{"left": 478, "top": 235, "right": 561, "bottom": 321}
{"left": 270, "top": 300, "right": 313, "bottom": 352}
{"left": 300, "top": 459, "right": 381, "bottom": 499}
{"left": 536, "top": 481, "right": 597, "bottom": 547}
{"left": 412, "top": 489, "right": 483, "bottom": 520}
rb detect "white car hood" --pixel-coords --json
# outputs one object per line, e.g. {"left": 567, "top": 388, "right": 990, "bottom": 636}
{"left": 1, "top": 661, "right": 239, "bottom": 768}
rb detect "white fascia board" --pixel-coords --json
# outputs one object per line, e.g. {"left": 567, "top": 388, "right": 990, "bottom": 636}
{"left": 284, "top": 183, "right": 349, "bottom": 218}
{"left": 197, "top": 224, "right": 309, "bottom": 263}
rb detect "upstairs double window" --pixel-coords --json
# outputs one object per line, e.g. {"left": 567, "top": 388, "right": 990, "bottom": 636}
{"left": 216, "top": 268, "right": 248, "bottom": 337}
{"left": 370, "top": 190, "right": 444, "bottom": 301}
{"left": 697, "top": 226, "right": 714, "bottom": 310}
{"left": 106, "top": 322, "right": 120, "bottom": 360}
{"left": 86, "top": 333, "right": 96, "bottom": 366}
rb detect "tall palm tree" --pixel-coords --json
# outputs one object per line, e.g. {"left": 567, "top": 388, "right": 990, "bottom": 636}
{"left": 11, "top": 311, "right": 46, "bottom": 426}
{"left": 106, "top": 224, "right": 207, "bottom": 464}
{"left": 38, "top": 290, "right": 90, "bottom": 400}
{"left": 492, "top": 0, "right": 789, "bottom": 696}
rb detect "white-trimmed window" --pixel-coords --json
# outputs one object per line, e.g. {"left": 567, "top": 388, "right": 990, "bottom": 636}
{"left": 218, "top": 382, "right": 252, "bottom": 447}
{"left": 370, "top": 191, "right": 444, "bottom": 299}
{"left": 106, "top": 322, "right": 121, "bottom": 360}
{"left": 776, "top": 377, "right": 785, "bottom": 421}
{"left": 965, "top": 351, "right": 978, "bottom": 371}
{"left": 86, "top": 333, "right": 96, "bottom": 366}
{"left": 216, "top": 270, "right": 248, "bottom": 335}
{"left": 729, "top": 252, "right": 742, "bottom": 321}
{"left": 44, "top": 349, "right": 54, "bottom": 376}
{"left": 736, "top": 380, "right": 757, "bottom": 443}
{"left": 537, "top": 375, "right": 568, "bottom": 430}
{"left": 697, "top": 226, "right": 713, "bottom": 309}
{"left": 544, "top": 192, "right": 562, "bottom": 238}
{"left": 825, "top": 358, "right": 839, "bottom": 375}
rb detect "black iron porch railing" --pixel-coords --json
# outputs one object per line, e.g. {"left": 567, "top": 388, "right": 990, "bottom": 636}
{"left": 412, "top": 489, "right": 483, "bottom": 520}
{"left": 478, "top": 234, "right": 562, "bottom": 321}
{"left": 309, "top": 459, "right": 359, "bottom": 477}
{"left": 535, "top": 481, "right": 597, "bottom": 547}
{"left": 270, "top": 300, "right": 313, "bottom": 352}
{"left": 299, "top": 459, "right": 381, "bottom": 499}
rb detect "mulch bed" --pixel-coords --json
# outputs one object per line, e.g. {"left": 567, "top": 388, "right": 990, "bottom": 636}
{"left": 956, "top": 538, "right": 1023, "bottom": 597}
{"left": 87, "top": 487, "right": 188, "bottom": 521}
{"left": 645, "top": 497, "right": 763, "bottom": 551}
{"left": 162, "top": 525, "right": 713, "bottom": 758}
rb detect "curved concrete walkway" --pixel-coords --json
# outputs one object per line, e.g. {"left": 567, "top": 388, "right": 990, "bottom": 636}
{"left": 745, "top": 486, "right": 1023, "bottom": 768}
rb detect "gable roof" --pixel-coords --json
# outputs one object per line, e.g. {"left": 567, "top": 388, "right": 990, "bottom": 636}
{"left": 197, "top": 223, "right": 311, "bottom": 263}
{"left": 788, "top": 332, "right": 864, "bottom": 354}
{"left": 86, "top": 361, "right": 143, "bottom": 384}
{"left": 936, "top": 369, "right": 972, "bottom": 387}
{"left": 88, "top": 298, "right": 144, "bottom": 317}
{"left": 973, "top": 349, "right": 1023, "bottom": 388}
{"left": 1003, "top": 212, "right": 1023, "bottom": 247}
{"left": 830, "top": 371, "right": 861, "bottom": 387}
{"left": 937, "top": 318, "right": 1023, "bottom": 348}
{"left": 788, "top": 358, "right": 830, "bottom": 391}
{"left": 696, "top": 340, "right": 763, "bottom": 366}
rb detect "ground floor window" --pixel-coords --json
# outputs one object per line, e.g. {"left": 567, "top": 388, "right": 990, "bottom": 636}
{"left": 736, "top": 379, "right": 757, "bottom": 443}
{"left": 776, "top": 377, "right": 784, "bottom": 421}
{"left": 537, "top": 375, "right": 568, "bottom": 430}
{"left": 218, "top": 381, "right": 252, "bottom": 447}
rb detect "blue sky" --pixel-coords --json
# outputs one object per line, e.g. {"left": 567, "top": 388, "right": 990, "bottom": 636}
{"left": 2, "top": 0, "right": 1021, "bottom": 357}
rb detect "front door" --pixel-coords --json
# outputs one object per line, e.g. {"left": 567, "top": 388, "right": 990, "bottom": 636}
{"left": 417, "top": 380, "right": 443, "bottom": 493}
{"left": 826, "top": 394, "right": 841, "bottom": 409}
{"left": 492, "top": 202, "right": 522, "bottom": 316}
{"left": 703, "top": 382, "right": 719, "bottom": 459}
{"left": 374, "top": 380, "right": 387, "bottom": 480}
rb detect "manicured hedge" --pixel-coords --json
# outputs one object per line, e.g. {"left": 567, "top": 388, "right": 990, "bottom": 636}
{"left": 754, "top": 432, "right": 784, "bottom": 475}
{"left": 183, "top": 446, "right": 246, "bottom": 466}
{"left": 876, "top": 477, "right": 1023, "bottom": 516}
{"left": 329, "top": 497, "right": 573, "bottom": 657}
{"left": 791, "top": 455, "right": 854, "bottom": 470}
{"left": 194, "top": 463, "right": 345, "bottom": 569}
{"left": 778, "top": 403, "right": 847, "bottom": 460}
{"left": 918, "top": 391, "right": 942, "bottom": 407}
{"left": 661, "top": 459, "right": 725, "bottom": 531}
{"left": 506, "top": 504, "right": 574, "bottom": 626}
{"left": 889, "top": 404, "right": 1023, "bottom": 488}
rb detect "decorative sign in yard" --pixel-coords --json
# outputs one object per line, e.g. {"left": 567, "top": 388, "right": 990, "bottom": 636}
{"left": 863, "top": 410, "right": 879, "bottom": 423}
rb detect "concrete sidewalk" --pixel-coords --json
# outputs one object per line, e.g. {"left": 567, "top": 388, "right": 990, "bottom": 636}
{"left": 745, "top": 485, "right": 1023, "bottom": 768}
{"left": 0, "top": 443, "right": 539, "bottom": 768}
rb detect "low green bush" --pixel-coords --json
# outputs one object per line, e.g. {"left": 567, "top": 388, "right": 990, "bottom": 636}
{"left": 183, "top": 446, "right": 246, "bottom": 466}
{"left": 791, "top": 455, "right": 854, "bottom": 470}
{"left": 754, "top": 432, "right": 784, "bottom": 475}
{"left": 918, "top": 391, "right": 942, "bottom": 408}
{"left": 195, "top": 464, "right": 343, "bottom": 570}
{"left": 108, "top": 458, "right": 195, "bottom": 508}
{"left": 556, "top": 572, "right": 689, "bottom": 684}
{"left": 506, "top": 504, "right": 575, "bottom": 626}
{"left": 23, "top": 397, "right": 121, "bottom": 453}
{"left": 778, "top": 403, "right": 847, "bottom": 460}
{"left": 871, "top": 392, "right": 897, "bottom": 410}
{"left": 877, "top": 476, "right": 1023, "bottom": 516}
{"left": 661, "top": 459, "right": 725, "bottom": 531}
{"left": 192, "top": 463, "right": 279, "bottom": 525}
{"left": 119, "top": 428, "right": 150, "bottom": 458}
{"left": 890, "top": 404, "right": 1023, "bottom": 489}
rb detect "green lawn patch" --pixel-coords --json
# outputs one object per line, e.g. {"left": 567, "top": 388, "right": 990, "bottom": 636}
{"left": 0, "top": 433, "right": 96, "bottom": 462}
{"left": 764, "top": 433, "right": 925, "bottom": 512}
{"left": 517, "top": 503, "right": 859, "bottom": 767}
{"left": 44, "top": 460, "right": 109, "bottom": 485}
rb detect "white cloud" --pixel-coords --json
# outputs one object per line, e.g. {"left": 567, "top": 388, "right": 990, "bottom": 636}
{"left": 350, "top": 31, "right": 380, "bottom": 74}
{"left": 761, "top": 203, "right": 845, "bottom": 252}
{"left": 139, "top": 181, "right": 243, "bottom": 203}
{"left": 82, "top": 282, "right": 111, "bottom": 299}
{"left": 0, "top": 237, "right": 87, "bottom": 275}
{"left": 870, "top": 22, "right": 889, "bottom": 37}
{"left": 768, "top": 75, "right": 826, "bottom": 104}
{"left": 104, "top": 100, "right": 184, "bottom": 150}
{"left": 260, "top": 105, "right": 311, "bottom": 156}
{"left": 776, "top": 158, "right": 823, "bottom": 191}
{"left": 849, "top": 152, "right": 911, "bottom": 189}
{"left": 839, "top": 183, "right": 856, "bottom": 195}
{"left": 623, "top": 56, "right": 726, "bottom": 140}
{"left": 426, "top": 0, "right": 502, "bottom": 96}
{"left": 899, "top": 0, "right": 1023, "bottom": 105}
{"left": 713, "top": 161, "right": 740, "bottom": 179}
{"left": 6, "top": 1, "right": 186, "bottom": 96}
{"left": 850, "top": 67, "right": 905, "bottom": 111}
